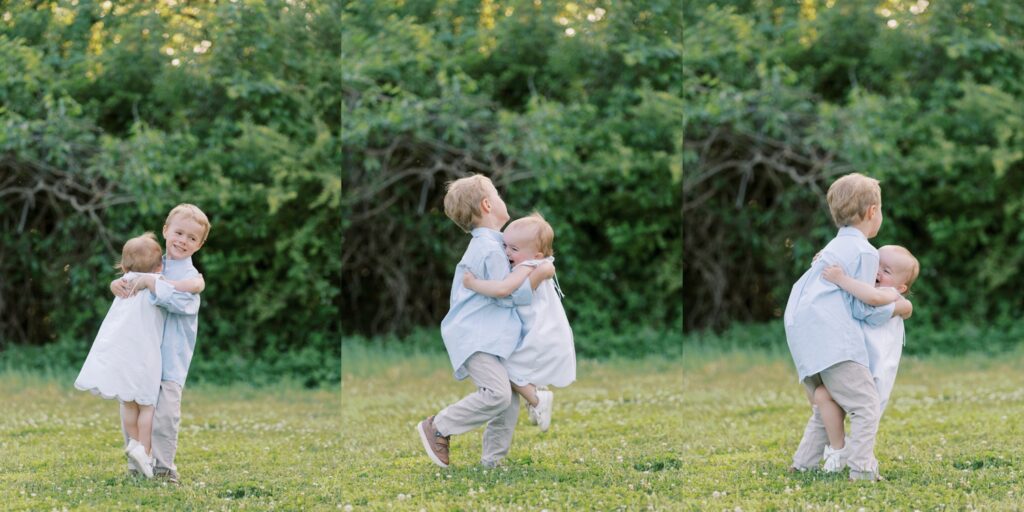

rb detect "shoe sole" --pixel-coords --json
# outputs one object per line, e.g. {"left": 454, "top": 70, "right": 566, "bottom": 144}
{"left": 416, "top": 422, "right": 449, "bottom": 468}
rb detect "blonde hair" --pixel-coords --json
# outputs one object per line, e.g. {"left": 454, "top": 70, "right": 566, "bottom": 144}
{"left": 165, "top": 203, "right": 211, "bottom": 243}
{"left": 826, "top": 173, "right": 881, "bottom": 227}
{"left": 507, "top": 212, "right": 554, "bottom": 257}
{"left": 444, "top": 174, "right": 494, "bottom": 233}
{"left": 117, "top": 232, "right": 163, "bottom": 273}
{"left": 880, "top": 245, "right": 920, "bottom": 292}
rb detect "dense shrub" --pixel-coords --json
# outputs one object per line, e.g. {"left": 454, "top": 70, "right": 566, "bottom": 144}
{"left": 0, "top": 1, "right": 340, "bottom": 385}
{"left": 342, "top": 0, "right": 683, "bottom": 349}
{"left": 684, "top": 1, "right": 1024, "bottom": 340}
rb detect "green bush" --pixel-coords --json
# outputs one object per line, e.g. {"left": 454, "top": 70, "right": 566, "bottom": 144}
{"left": 1, "top": 1, "right": 340, "bottom": 385}
{"left": 341, "top": 0, "right": 683, "bottom": 347}
{"left": 684, "top": 1, "right": 1024, "bottom": 342}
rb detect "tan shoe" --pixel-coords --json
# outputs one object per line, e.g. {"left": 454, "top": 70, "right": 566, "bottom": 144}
{"left": 417, "top": 416, "right": 450, "bottom": 468}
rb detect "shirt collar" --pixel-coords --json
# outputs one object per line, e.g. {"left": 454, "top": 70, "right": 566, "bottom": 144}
{"left": 163, "top": 254, "right": 193, "bottom": 269}
{"left": 471, "top": 227, "right": 504, "bottom": 243}
{"left": 836, "top": 226, "right": 867, "bottom": 240}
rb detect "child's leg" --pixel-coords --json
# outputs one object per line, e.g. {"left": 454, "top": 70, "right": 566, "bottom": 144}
{"left": 820, "top": 362, "right": 881, "bottom": 480}
{"left": 151, "top": 381, "right": 183, "bottom": 476}
{"left": 791, "top": 375, "right": 829, "bottom": 470}
{"left": 512, "top": 382, "right": 539, "bottom": 407}
{"left": 813, "top": 385, "right": 846, "bottom": 449}
{"left": 121, "top": 401, "right": 141, "bottom": 442}
{"left": 433, "top": 353, "right": 515, "bottom": 438}
{"left": 481, "top": 386, "right": 520, "bottom": 467}
{"left": 137, "top": 405, "right": 155, "bottom": 455}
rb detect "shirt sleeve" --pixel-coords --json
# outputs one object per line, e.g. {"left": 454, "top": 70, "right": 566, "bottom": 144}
{"left": 482, "top": 247, "right": 532, "bottom": 308}
{"left": 149, "top": 278, "right": 201, "bottom": 316}
{"left": 849, "top": 251, "right": 894, "bottom": 325}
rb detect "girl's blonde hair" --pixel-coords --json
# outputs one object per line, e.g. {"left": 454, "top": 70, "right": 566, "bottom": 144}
{"left": 165, "top": 203, "right": 211, "bottom": 243}
{"left": 118, "top": 232, "right": 163, "bottom": 274}
{"left": 444, "top": 174, "right": 494, "bottom": 233}
{"left": 507, "top": 212, "right": 554, "bottom": 257}
{"left": 826, "top": 173, "right": 881, "bottom": 227}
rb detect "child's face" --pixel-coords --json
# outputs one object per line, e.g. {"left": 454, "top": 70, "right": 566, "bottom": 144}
{"left": 876, "top": 247, "right": 912, "bottom": 293}
{"left": 163, "top": 216, "right": 205, "bottom": 260}
{"left": 485, "top": 184, "right": 510, "bottom": 226}
{"left": 503, "top": 225, "right": 542, "bottom": 267}
{"left": 866, "top": 203, "right": 883, "bottom": 238}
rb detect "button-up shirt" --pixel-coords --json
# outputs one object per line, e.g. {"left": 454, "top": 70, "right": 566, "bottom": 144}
{"left": 149, "top": 255, "right": 201, "bottom": 386}
{"left": 784, "top": 227, "right": 895, "bottom": 381}
{"left": 441, "top": 228, "right": 532, "bottom": 380}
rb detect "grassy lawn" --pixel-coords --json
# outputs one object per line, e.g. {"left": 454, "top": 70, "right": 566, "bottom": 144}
{"left": 0, "top": 372, "right": 340, "bottom": 511}
{"left": 680, "top": 347, "right": 1024, "bottom": 510}
{"left": 340, "top": 343, "right": 685, "bottom": 510}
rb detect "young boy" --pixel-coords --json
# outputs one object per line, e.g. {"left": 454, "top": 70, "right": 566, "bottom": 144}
{"left": 417, "top": 175, "right": 553, "bottom": 468}
{"left": 814, "top": 245, "right": 919, "bottom": 471}
{"left": 111, "top": 203, "right": 210, "bottom": 484}
{"left": 783, "top": 173, "right": 911, "bottom": 481}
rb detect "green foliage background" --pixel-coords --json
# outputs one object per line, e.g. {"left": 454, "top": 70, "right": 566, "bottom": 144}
{"left": 684, "top": 1, "right": 1024, "bottom": 339}
{"left": 341, "top": 0, "right": 683, "bottom": 357}
{"left": 0, "top": 1, "right": 340, "bottom": 385}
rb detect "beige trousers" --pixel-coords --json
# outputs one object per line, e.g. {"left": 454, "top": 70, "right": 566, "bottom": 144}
{"left": 121, "top": 380, "right": 183, "bottom": 474}
{"left": 792, "top": 361, "right": 881, "bottom": 479}
{"left": 433, "top": 352, "right": 520, "bottom": 467}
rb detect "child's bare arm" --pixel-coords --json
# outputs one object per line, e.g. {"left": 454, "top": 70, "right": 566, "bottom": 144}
{"left": 164, "top": 275, "right": 205, "bottom": 294}
{"left": 528, "top": 261, "right": 555, "bottom": 290}
{"left": 893, "top": 297, "right": 913, "bottom": 319}
{"left": 821, "top": 265, "right": 900, "bottom": 306}
{"left": 464, "top": 266, "right": 533, "bottom": 298}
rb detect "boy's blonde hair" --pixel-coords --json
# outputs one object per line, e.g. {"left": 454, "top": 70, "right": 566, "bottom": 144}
{"left": 507, "top": 212, "right": 555, "bottom": 257}
{"left": 826, "top": 173, "right": 881, "bottom": 228}
{"left": 118, "top": 232, "right": 163, "bottom": 273}
{"left": 444, "top": 174, "right": 494, "bottom": 233}
{"left": 881, "top": 245, "right": 920, "bottom": 292}
{"left": 165, "top": 203, "right": 211, "bottom": 243}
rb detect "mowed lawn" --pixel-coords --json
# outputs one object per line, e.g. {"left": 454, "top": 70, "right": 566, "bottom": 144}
{"left": 341, "top": 345, "right": 685, "bottom": 510}
{"left": 0, "top": 373, "right": 340, "bottom": 511}
{"left": 680, "top": 348, "right": 1024, "bottom": 510}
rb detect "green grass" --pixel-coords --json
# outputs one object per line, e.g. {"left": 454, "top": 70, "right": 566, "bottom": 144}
{"left": 341, "top": 344, "right": 685, "bottom": 510}
{"left": 680, "top": 347, "right": 1024, "bottom": 510}
{"left": 0, "top": 371, "right": 340, "bottom": 510}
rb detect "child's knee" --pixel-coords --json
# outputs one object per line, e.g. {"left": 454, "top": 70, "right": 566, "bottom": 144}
{"left": 480, "top": 386, "right": 513, "bottom": 412}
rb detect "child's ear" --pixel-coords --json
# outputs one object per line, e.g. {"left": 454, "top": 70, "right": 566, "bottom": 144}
{"left": 897, "top": 283, "right": 908, "bottom": 294}
{"left": 480, "top": 197, "right": 492, "bottom": 214}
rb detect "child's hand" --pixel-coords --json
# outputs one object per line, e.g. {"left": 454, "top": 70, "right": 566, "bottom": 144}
{"left": 462, "top": 270, "right": 479, "bottom": 288}
{"left": 534, "top": 261, "right": 555, "bottom": 281}
{"left": 821, "top": 265, "right": 846, "bottom": 283}
{"left": 111, "top": 278, "right": 136, "bottom": 298}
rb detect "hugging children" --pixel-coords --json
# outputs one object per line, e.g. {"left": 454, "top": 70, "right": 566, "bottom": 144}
{"left": 417, "top": 174, "right": 575, "bottom": 468}
{"left": 75, "top": 204, "right": 209, "bottom": 482}
{"left": 783, "top": 173, "right": 916, "bottom": 481}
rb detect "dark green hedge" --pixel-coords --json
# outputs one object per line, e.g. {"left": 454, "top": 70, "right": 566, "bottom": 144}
{"left": 1, "top": 1, "right": 340, "bottom": 385}
{"left": 684, "top": 1, "right": 1024, "bottom": 337}
{"left": 341, "top": 0, "right": 683, "bottom": 347}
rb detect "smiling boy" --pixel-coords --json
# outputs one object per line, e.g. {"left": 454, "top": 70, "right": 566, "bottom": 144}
{"left": 111, "top": 203, "right": 210, "bottom": 483}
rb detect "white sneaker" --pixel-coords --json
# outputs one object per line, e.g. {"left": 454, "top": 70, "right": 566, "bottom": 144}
{"left": 822, "top": 436, "right": 850, "bottom": 473}
{"left": 533, "top": 390, "right": 554, "bottom": 432}
{"left": 125, "top": 439, "right": 154, "bottom": 478}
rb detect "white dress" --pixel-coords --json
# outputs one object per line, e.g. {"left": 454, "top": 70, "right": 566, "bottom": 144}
{"left": 863, "top": 287, "right": 905, "bottom": 414}
{"left": 74, "top": 272, "right": 165, "bottom": 405}
{"left": 503, "top": 258, "right": 576, "bottom": 388}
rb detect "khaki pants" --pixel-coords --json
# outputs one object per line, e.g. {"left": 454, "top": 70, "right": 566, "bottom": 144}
{"left": 434, "top": 352, "right": 520, "bottom": 467}
{"left": 121, "top": 381, "right": 183, "bottom": 474}
{"left": 792, "top": 361, "right": 881, "bottom": 479}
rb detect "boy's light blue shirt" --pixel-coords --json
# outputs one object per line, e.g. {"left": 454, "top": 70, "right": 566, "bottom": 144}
{"left": 149, "top": 255, "right": 201, "bottom": 386}
{"left": 784, "top": 227, "right": 895, "bottom": 381}
{"left": 441, "top": 227, "right": 533, "bottom": 380}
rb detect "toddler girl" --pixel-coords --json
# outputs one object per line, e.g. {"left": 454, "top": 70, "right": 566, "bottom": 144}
{"left": 74, "top": 233, "right": 203, "bottom": 478}
{"left": 815, "top": 244, "right": 920, "bottom": 472}
{"left": 464, "top": 213, "right": 576, "bottom": 431}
